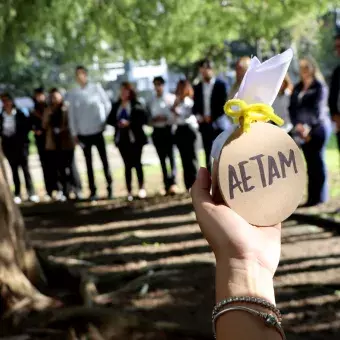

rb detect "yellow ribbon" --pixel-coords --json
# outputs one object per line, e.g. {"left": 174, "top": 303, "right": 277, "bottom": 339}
{"left": 224, "top": 99, "right": 284, "bottom": 133}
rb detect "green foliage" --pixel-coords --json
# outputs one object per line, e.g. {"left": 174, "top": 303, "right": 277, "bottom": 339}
{"left": 0, "top": 0, "right": 337, "bottom": 92}
{"left": 312, "top": 17, "right": 339, "bottom": 79}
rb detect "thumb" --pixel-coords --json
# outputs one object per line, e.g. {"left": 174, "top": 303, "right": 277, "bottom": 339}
{"left": 191, "top": 167, "right": 214, "bottom": 211}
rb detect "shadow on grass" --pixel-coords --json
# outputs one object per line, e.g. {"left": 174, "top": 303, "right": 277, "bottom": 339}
{"left": 21, "top": 195, "right": 340, "bottom": 340}
{"left": 289, "top": 212, "right": 340, "bottom": 236}
{"left": 24, "top": 195, "right": 194, "bottom": 230}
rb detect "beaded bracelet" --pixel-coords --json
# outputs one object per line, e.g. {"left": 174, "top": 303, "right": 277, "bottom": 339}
{"left": 212, "top": 306, "right": 286, "bottom": 339}
{"left": 212, "top": 296, "right": 282, "bottom": 323}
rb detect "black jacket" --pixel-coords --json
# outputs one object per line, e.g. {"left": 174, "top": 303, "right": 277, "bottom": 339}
{"left": 107, "top": 100, "right": 148, "bottom": 146}
{"left": 30, "top": 101, "right": 47, "bottom": 134}
{"left": 328, "top": 65, "right": 340, "bottom": 116}
{"left": 289, "top": 80, "right": 325, "bottom": 127}
{"left": 0, "top": 108, "right": 31, "bottom": 145}
{"left": 193, "top": 79, "right": 227, "bottom": 123}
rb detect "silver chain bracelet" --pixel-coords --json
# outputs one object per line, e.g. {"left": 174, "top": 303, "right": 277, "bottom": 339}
{"left": 212, "top": 296, "right": 282, "bottom": 323}
{"left": 212, "top": 305, "right": 286, "bottom": 339}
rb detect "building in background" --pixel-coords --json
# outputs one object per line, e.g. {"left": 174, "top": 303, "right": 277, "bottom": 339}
{"left": 92, "top": 58, "right": 184, "bottom": 104}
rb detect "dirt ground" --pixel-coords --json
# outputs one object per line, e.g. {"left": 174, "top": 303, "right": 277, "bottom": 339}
{"left": 1, "top": 189, "right": 334, "bottom": 340}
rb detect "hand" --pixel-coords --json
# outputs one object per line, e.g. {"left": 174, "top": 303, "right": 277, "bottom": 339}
{"left": 173, "top": 97, "right": 181, "bottom": 107}
{"left": 196, "top": 115, "right": 204, "bottom": 123}
{"left": 332, "top": 114, "right": 340, "bottom": 130}
{"left": 191, "top": 167, "right": 281, "bottom": 303}
{"left": 118, "top": 119, "right": 130, "bottom": 128}
{"left": 34, "top": 130, "right": 42, "bottom": 136}
{"left": 154, "top": 115, "right": 167, "bottom": 122}
{"left": 295, "top": 123, "right": 305, "bottom": 137}
{"left": 204, "top": 115, "right": 212, "bottom": 124}
{"left": 45, "top": 107, "right": 53, "bottom": 115}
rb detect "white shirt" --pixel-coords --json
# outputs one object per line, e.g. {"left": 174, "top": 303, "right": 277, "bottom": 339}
{"left": 150, "top": 93, "right": 175, "bottom": 128}
{"left": 174, "top": 97, "right": 198, "bottom": 129}
{"left": 67, "top": 82, "right": 112, "bottom": 136}
{"left": 202, "top": 78, "right": 215, "bottom": 117}
{"left": 2, "top": 109, "right": 16, "bottom": 137}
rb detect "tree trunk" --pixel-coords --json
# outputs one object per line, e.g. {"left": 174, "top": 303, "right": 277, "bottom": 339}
{"left": 0, "top": 145, "right": 52, "bottom": 316}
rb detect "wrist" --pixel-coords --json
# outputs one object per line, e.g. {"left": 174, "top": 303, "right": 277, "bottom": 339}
{"left": 216, "top": 258, "right": 275, "bottom": 305}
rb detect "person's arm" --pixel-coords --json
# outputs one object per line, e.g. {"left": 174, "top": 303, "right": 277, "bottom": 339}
{"left": 193, "top": 84, "right": 203, "bottom": 123}
{"left": 288, "top": 87, "right": 297, "bottom": 126}
{"left": 215, "top": 260, "right": 280, "bottom": 340}
{"left": 97, "top": 83, "right": 112, "bottom": 117}
{"left": 42, "top": 107, "right": 52, "bottom": 130}
{"left": 30, "top": 110, "right": 37, "bottom": 132}
{"left": 26, "top": 111, "right": 33, "bottom": 133}
{"left": 132, "top": 102, "right": 149, "bottom": 126}
{"left": 60, "top": 106, "right": 70, "bottom": 132}
{"left": 67, "top": 93, "right": 78, "bottom": 138}
{"left": 106, "top": 103, "right": 117, "bottom": 127}
{"left": 314, "top": 83, "right": 324, "bottom": 120}
{"left": 328, "top": 66, "right": 340, "bottom": 116}
{"left": 191, "top": 166, "right": 282, "bottom": 340}
{"left": 218, "top": 80, "right": 228, "bottom": 118}
{"left": 143, "top": 104, "right": 151, "bottom": 125}
{"left": 146, "top": 100, "right": 155, "bottom": 125}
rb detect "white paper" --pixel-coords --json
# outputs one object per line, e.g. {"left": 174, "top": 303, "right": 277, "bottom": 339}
{"left": 211, "top": 48, "right": 294, "bottom": 160}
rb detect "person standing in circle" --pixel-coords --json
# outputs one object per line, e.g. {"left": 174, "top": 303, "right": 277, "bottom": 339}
{"left": 0, "top": 93, "right": 39, "bottom": 204}
{"left": 107, "top": 82, "right": 148, "bottom": 202}
{"left": 272, "top": 74, "right": 294, "bottom": 134}
{"left": 172, "top": 80, "right": 198, "bottom": 191}
{"left": 149, "top": 76, "right": 177, "bottom": 195}
{"left": 43, "top": 88, "right": 80, "bottom": 201}
{"left": 193, "top": 59, "right": 229, "bottom": 172}
{"left": 67, "top": 66, "right": 113, "bottom": 201}
{"left": 289, "top": 57, "right": 332, "bottom": 207}
{"left": 31, "top": 87, "right": 52, "bottom": 199}
{"left": 228, "top": 56, "right": 251, "bottom": 99}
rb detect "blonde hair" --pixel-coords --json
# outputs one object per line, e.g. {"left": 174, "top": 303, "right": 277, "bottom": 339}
{"left": 279, "top": 74, "right": 293, "bottom": 95}
{"left": 236, "top": 56, "right": 251, "bottom": 71}
{"left": 299, "top": 56, "right": 325, "bottom": 84}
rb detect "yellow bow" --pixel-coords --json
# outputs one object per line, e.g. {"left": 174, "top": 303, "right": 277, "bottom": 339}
{"left": 224, "top": 99, "right": 284, "bottom": 132}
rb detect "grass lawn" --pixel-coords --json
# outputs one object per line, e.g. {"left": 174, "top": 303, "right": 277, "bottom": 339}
{"left": 325, "top": 134, "right": 339, "bottom": 198}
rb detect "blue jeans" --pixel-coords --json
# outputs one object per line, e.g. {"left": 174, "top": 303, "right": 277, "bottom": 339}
{"left": 301, "top": 120, "right": 332, "bottom": 204}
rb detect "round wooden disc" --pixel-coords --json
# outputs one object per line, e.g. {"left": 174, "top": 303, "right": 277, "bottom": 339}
{"left": 217, "top": 122, "right": 306, "bottom": 226}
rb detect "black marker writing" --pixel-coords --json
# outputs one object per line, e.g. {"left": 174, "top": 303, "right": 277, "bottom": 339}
{"left": 249, "top": 154, "right": 267, "bottom": 187}
{"left": 278, "top": 149, "right": 298, "bottom": 177}
{"left": 228, "top": 164, "right": 244, "bottom": 199}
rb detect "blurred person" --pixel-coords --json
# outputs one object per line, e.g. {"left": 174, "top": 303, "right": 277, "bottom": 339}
{"left": 329, "top": 33, "right": 340, "bottom": 153}
{"left": 68, "top": 65, "right": 113, "bottom": 201}
{"left": 272, "top": 74, "right": 293, "bottom": 133}
{"left": 0, "top": 93, "right": 39, "bottom": 204}
{"left": 229, "top": 56, "right": 251, "bottom": 99}
{"left": 31, "top": 87, "right": 53, "bottom": 199}
{"left": 107, "top": 82, "right": 148, "bottom": 202}
{"left": 149, "top": 76, "right": 177, "bottom": 195}
{"left": 289, "top": 57, "right": 332, "bottom": 207}
{"left": 172, "top": 80, "right": 198, "bottom": 190}
{"left": 193, "top": 59, "right": 229, "bottom": 172}
{"left": 43, "top": 88, "right": 81, "bottom": 201}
